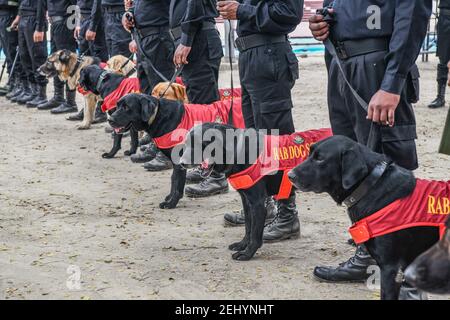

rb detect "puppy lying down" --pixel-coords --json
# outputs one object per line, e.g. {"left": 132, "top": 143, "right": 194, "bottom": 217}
{"left": 288, "top": 135, "right": 449, "bottom": 299}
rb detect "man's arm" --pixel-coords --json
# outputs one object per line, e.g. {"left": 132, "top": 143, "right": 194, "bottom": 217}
{"left": 36, "top": 0, "right": 47, "bottom": 32}
{"left": 89, "top": 0, "right": 102, "bottom": 32}
{"left": 236, "top": 0, "right": 303, "bottom": 34}
{"left": 180, "top": 0, "right": 206, "bottom": 47}
{"left": 381, "top": 0, "right": 432, "bottom": 95}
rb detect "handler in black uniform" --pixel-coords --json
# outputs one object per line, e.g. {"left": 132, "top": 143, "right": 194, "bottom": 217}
{"left": 218, "top": 0, "right": 303, "bottom": 242}
{"left": 429, "top": 0, "right": 450, "bottom": 109}
{"left": 10, "top": 0, "right": 48, "bottom": 106}
{"left": 0, "top": 0, "right": 20, "bottom": 97}
{"left": 167, "top": 0, "right": 229, "bottom": 197}
{"left": 309, "top": 0, "right": 432, "bottom": 286}
{"left": 37, "top": 0, "right": 79, "bottom": 113}
{"left": 92, "top": 0, "right": 131, "bottom": 57}
{"left": 75, "top": 0, "right": 108, "bottom": 61}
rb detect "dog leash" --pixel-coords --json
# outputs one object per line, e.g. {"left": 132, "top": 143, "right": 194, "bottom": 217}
{"left": 159, "top": 65, "right": 184, "bottom": 99}
{"left": 225, "top": 19, "right": 234, "bottom": 126}
{"left": 119, "top": 53, "right": 136, "bottom": 77}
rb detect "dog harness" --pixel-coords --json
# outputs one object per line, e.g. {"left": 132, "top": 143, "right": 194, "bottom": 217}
{"left": 153, "top": 99, "right": 246, "bottom": 150}
{"left": 101, "top": 78, "right": 141, "bottom": 112}
{"left": 228, "top": 129, "right": 333, "bottom": 200}
{"left": 77, "top": 62, "right": 108, "bottom": 96}
{"left": 349, "top": 179, "right": 450, "bottom": 244}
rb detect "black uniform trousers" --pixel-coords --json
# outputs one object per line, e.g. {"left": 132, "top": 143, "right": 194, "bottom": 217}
{"left": 50, "top": 18, "right": 77, "bottom": 90}
{"left": 179, "top": 29, "right": 222, "bottom": 104}
{"left": 239, "top": 41, "right": 298, "bottom": 135}
{"left": 436, "top": 12, "right": 450, "bottom": 81}
{"left": 328, "top": 50, "right": 419, "bottom": 171}
{"left": 137, "top": 30, "right": 174, "bottom": 93}
{"left": 103, "top": 8, "right": 131, "bottom": 57}
{"left": 0, "top": 10, "right": 21, "bottom": 78}
{"left": 18, "top": 15, "right": 48, "bottom": 85}
{"left": 79, "top": 15, "right": 108, "bottom": 62}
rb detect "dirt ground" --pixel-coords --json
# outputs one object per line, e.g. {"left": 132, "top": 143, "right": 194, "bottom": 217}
{"left": 0, "top": 56, "right": 449, "bottom": 300}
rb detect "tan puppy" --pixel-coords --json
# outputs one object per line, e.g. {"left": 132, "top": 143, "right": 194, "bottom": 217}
{"left": 151, "top": 82, "right": 189, "bottom": 102}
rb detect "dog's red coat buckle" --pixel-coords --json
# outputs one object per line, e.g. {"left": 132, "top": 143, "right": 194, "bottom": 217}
{"left": 349, "top": 221, "right": 371, "bottom": 245}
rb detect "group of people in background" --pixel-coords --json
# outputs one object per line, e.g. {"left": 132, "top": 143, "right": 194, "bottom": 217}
{"left": 0, "top": 0, "right": 447, "bottom": 300}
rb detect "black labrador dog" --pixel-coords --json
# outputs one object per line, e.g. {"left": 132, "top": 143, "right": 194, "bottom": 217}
{"left": 288, "top": 135, "right": 443, "bottom": 300}
{"left": 404, "top": 218, "right": 450, "bottom": 294}
{"left": 79, "top": 64, "right": 139, "bottom": 159}
{"left": 179, "top": 123, "right": 331, "bottom": 261}
{"left": 108, "top": 93, "right": 187, "bottom": 209}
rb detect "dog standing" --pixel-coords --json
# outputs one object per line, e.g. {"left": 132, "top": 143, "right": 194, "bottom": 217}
{"left": 288, "top": 135, "right": 449, "bottom": 299}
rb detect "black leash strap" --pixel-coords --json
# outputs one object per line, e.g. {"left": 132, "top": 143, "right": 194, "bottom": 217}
{"left": 159, "top": 65, "right": 184, "bottom": 99}
{"left": 226, "top": 19, "right": 234, "bottom": 126}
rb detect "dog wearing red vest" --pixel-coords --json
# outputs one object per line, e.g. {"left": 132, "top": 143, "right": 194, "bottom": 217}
{"left": 178, "top": 123, "right": 332, "bottom": 261}
{"left": 288, "top": 135, "right": 450, "bottom": 300}
{"left": 108, "top": 94, "right": 246, "bottom": 209}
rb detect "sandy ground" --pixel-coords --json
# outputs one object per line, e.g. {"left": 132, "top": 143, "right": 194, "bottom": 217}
{"left": 0, "top": 55, "right": 449, "bottom": 300}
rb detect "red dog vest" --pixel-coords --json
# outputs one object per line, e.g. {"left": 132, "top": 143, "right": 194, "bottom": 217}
{"left": 101, "top": 77, "right": 140, "bottom": 112}
{"left": 153, "top": 98, "right": 246, "bottom": 149}
{"left": 349, "top": 179, "right": 450, "bottom": 244}
{"left": 228, "top": 128, "right": 333, "bottom": 200}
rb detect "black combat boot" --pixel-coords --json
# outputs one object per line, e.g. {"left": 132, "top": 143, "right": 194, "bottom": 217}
{"left": 398, "top": 283, "right": 428, "bottom": 300}
{"left": 0, "top": 75, "right": 12, "bottom": 96}
{"left": 6, "top": 77, "right": 23, "bottom": 100}
{"left": 38, "top": 82, "right": 65, "bottom": 110}
{"left": 186, "top": 167, "right": 205, "bottom": 184}
{"left": 26, "top": 84, "right": 47, "bottom": 108}
{"left": 67, "top": 108, "right": 84, "bottom": 121}
{"left": 428, "top": 80, "right": 446, "bottom": 109}
{"left": 131, "top": 142, "right": 158, "bottom": 163}
{"left": 139, "top": 133, "right": 152, "bottom": 147}
{"left": 143, "top": 151, "right": 173, "bottom": 171}
{"left": 224, "top": 197, "right": 278, "bottom": 226}
{"left": 185, "top": 172, "right": 229, "bottom": 198}
{"left": 313, "top": 245, "right": 377, "bottom": 283}
{"left": 12, "top": 80, "right": 32, "bottom": 104}
{"left": 92, "top": 102, "right": 107, "bottom": 124}
{"left": 51, "top": 88, "right": 77, "bottom": 114}
{"left": 263, "top": 194, "right": 300, "bottom": 242}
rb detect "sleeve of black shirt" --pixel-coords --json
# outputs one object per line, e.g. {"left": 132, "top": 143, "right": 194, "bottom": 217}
{"left": 236, "top": 0, "right": 303, "bottom": 34}
{"left": 36, "top": 0, "right": 47, "bottom": 32}
{"left": 89, "top": 0, "right": 103, "bottom": 31}
{"left": 180, "top": 0, "right": 207, "bottom": 47}
{"left": 381, "top": 0, "right": 432, "bottom": 95}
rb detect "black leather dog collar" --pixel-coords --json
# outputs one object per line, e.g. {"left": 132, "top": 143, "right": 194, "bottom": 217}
{"left": 70, "top": 57, "right": 84, "bottom": 78}
{"left": 343, "top": 161, "right": 390, "bottom": 208}
{"left": 96, "top": 70, "right": 110, "bottom": 91}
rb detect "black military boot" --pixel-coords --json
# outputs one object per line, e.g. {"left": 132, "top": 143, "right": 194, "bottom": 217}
{"left": 139, "top": 133, "right": 152, "bottom": 147}
{"left": 6, "top": 77, "right": 23, "bottom": 100}
{"left": 313, "top": 245, "right": 377, "bottom": 283}
{"left": 263, "top": 195, "right": 300, "bottom": 242}
{"left": 186, "top": 167, "right": 205, "bottom": 184}
{"left": 185, "top": 172, "right": 229, "bottom": 198}
{"left": 0, "top": 76, "right": 12, "bottom": 96}
{"left": 51, "top": 89, "right": 77, "bottom": 114}
{"left": 428, "top": 80, "right": 446, "bottom": 109}
{"left": 143, "top": 151, "right": 173, "bottom": 171}
{"left": 26, "top": 84, "right": 47, "bottom": 108}
{"left": 224, "top": 197, "right": 278, "bottom": 226}
{"left": 398, "top": 283, "right": 428, "bottom": 300}
{"left": 38, "top": 82, "right": 65, "bottom": 110}
{"left": 131, "top": 142, "right": 158, "bottom": 163}
{"left": 67, "top": 108, "right": 84, "bottom": 121}
{"left": 13, "top": 80, "right": 33, "bottom": 104}
{"left": 92, "top": 103, "right": 107, "bottom": 124}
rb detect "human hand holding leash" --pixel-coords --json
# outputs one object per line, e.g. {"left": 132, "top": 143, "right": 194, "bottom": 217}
{"left": 174, "top": 44, "right": 191, "bottom": 67}
{"left": 74, "top": 26, "right": 81, "bottom": 40}
{"left": 309, "top": 9, "right": 333, "bottom": 42}
{"left": 367, "top": 90, "right": 400, "bottom": 127}
{"left": 86, "top": 30, "right": 97, "bottom": 41}
{"left": 129, "top": 40, "right": 138, "bottom": 54}
{"left": 217, "top": 1, "right": 239, "bottom": 20}
{"left": 33, "top": 31, "right": 44, "bottom": 43}
{"left": 122, "top": 12, "right": 135, "bottom": 32}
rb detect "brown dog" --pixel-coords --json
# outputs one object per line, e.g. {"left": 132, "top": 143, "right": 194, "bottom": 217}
{"left": 152, "top": 82, "right": 188, "bottom": 102}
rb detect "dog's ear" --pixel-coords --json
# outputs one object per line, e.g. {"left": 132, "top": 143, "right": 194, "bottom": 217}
{"left": 341, "top": 147, "right": 369, "bottom": 190}
{"left": 59, "top": 50, "right": 72, "bottom": 63}
{"left": 140, "top": 95, "right": 158, "bottom": 124}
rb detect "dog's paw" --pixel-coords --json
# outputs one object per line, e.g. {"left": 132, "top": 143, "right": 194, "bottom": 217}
{"left": 102, "top": 152, "right": 114, "bottom": 159}
{"left": 229, "top": 241, "right": 247, "bottom": 252}
{"left": 77, "top": 123, "right": 91, "bottom": 130}
{"left": 159, "top": 199, "right": 178, "bottom": 209}
{"left": 231, "top": 250, "right": 254, "bottom": 261}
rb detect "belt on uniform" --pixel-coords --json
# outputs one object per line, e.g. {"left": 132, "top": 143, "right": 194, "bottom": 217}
{"left": 333, "top": 37, "right": 389, "bottom": 60}
{"left": 440, "top": 8, "right": 450, "bottom": 16}
{"left": 170, "top": 21, "right": 216, "bottom": 41}
{"left": 49, "top": 15, "right": 66, "bottom": 23}
{"left": 137, "top": 26, "right": 169, "bottom": 39}
{"left": 103, "top": 5, "right": 125, "bottom": 14}
{"left": 18, "top": 10, "right": 35, "bottom": 17}
{"left": 235, "top": 34, "right": 288, "bottom": 52}
{"left": 0, "top": 9, "right": 16, "bottom": 15}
